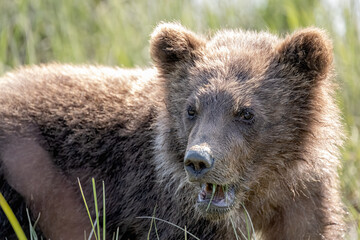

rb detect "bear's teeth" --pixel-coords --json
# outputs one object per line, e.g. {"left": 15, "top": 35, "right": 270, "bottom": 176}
{"left": 200, "top": 183, "right": 226, "bottom": 201}
{"left": 198, "top": 183, "right": 235, "bottom": 209}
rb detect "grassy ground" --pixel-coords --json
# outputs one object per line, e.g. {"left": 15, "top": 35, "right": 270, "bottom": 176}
{"left": 0, "top": 0, "right": 359, "bottom": 238}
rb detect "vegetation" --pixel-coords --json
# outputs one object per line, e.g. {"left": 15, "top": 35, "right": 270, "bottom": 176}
{"left": 0, "top": 0, "right": 359, "bottom": 238}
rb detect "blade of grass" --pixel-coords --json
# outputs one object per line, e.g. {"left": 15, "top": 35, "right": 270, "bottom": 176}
{"left": 88, "top": 220, "right": 97, "bottom": 240}
{"left": 137, "top": 216, "right": 200, "bottom": 240}
{"left": 32, "top": 212, "right": 41, "bottom": 231}
{"left": 92, "top": 178, "right": 101, "bottom": 240}
{"left": 147, "top": 211, "right": 155, "bottom": 239}
{"left": 206, "top": 184, "right": 216, "bottom": 211}
{"left": 184, "top": 225, "right": 187, "bottom": 240}
{"left": 153, "top": 214, "right": 159, "bottom": 240}
{"left": 241, "top": 203, "right": 256, "bottom": 240}
{"left": 25, "top": 209, "right": 34, "bottom": 240}
{"left": 153, "top": 206, "right": 160, "bottom": 240}
{"left": 237, "top": 226, "right": 248, "bottom": 240}
{"left": 147, "top": 205, "right": 160, "bottom": 240}
{"left": 230, "top": 217, "right": 240, "bottom": 240}
{"left": 26, "top": 211, "right": 40, "bottom": 240}
{"left": 102, "top": 181, "right": 106, "bottom": 240}
{"left": 78, "top": 178, "right": 98, "bottom": 240}
{"left": 115, "top": 227, "right": 119, "bottom": 240}
{"left": 245, "top": 211, "right": 251, "bottom": 240}
{"left": 222, "top": 185, "right": 229, "bottom": 206}
{"left": 0, "top": 192, "right": 27, "bottom": 240}
{"left": 147, "top": 205, "right": 158, "bottom": 240}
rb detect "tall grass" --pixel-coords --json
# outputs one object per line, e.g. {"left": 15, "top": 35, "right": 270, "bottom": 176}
{"left": 0, "top": 0, "right": 359, "bottom": 238}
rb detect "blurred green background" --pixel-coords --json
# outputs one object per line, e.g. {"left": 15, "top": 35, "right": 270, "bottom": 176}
{"left": 0, "top": 0, "right": 359, "bottom": 238}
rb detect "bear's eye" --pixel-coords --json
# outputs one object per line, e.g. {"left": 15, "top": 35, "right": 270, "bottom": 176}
{"left": 237, "top": 108, "right": 255, "bottom": 124}
{"left": 187, "top": 106, "right": 196, "bottom": 119}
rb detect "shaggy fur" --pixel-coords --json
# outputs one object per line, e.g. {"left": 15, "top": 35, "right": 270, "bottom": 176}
{"left": 0, "top": 23, "right": 345, "bottom": 239}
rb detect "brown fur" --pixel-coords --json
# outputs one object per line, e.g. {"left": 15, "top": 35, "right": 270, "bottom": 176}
{"left": 2, "top": 135, "right": 91, "bottom": 239}
{"left": 0, "top": 23, "right": 345, "bottom": 239}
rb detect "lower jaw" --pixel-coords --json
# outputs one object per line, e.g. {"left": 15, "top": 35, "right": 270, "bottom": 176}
{"left": 196, "top": 202, "right": 234, "bottom": 219}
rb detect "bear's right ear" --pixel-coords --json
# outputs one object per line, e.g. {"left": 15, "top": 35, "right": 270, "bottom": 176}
{"left": 276, "top": 28, "right": 333, "bottom": 79}
{"left": 150, "top": 23, "right": 205, "bottom": 74}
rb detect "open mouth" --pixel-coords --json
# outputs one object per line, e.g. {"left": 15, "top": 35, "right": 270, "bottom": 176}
{"left": 197, "top": 183, "right": 235, "bottom": 212}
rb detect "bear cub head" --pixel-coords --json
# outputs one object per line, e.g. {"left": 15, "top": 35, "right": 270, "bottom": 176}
{"left": 150, "top": 23, "right": 334, "bottom": 219}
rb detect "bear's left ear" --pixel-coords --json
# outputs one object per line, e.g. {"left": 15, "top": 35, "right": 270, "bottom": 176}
{"left": 150, "top": 22, "right": 205, "bottom": 74}
{"left": 276, "top": 28, "right": 333, "bottom": 78}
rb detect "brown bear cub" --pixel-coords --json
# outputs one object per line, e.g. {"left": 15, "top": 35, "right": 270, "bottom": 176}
{"left": 0, "top": 23, "right": 345, "bottom": 239}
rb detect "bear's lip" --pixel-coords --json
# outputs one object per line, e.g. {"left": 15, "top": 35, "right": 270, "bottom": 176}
{"left": 197, "top": 183, "right": 235, "bottom": 210}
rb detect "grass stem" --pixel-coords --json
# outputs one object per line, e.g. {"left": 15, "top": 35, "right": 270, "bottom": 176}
{"left": 206, "top": 184, "right": 216, "bottom": 211}
{"left": 78, "top": 178, "right": 98, "bottom": 240}
{"left": 0, "top": 192, "right": 27, "bottom": 240}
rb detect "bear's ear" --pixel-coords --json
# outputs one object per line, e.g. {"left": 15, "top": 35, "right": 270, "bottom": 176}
{"left": 150, "top": 23, "right": 205, "bottom": 73}
{"left": 276, "top": 28, "right": 333, "bottom": 78}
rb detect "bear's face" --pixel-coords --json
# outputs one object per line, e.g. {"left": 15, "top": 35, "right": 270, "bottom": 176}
{"left": 151, "top": 23, "right": 333, "bottom": 219}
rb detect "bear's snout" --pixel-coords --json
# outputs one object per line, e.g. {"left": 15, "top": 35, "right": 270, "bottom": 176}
{"left": 184, "top": 149, "right": 214, "bottom": 181}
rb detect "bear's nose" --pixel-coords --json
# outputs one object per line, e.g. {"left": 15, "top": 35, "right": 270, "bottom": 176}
{"left": 184, "top": 150, "right": 214, "bottom": 180}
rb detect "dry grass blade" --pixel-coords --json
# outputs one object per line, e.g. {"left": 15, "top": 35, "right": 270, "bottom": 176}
{"left": 241, "top": 203, "right": 256, "bottom": 240}
{"left": 147, "top": 205, "right": 159, "bottom": 240}
{"left": 230, "top": 217, "right": 240, "bottom": 240}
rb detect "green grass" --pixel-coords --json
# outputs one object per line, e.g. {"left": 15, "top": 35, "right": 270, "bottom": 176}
{"left": 1, "top": 183, "right": 255, "bottom": 240}
{"left": 0, "top": 0, "right": 359, "bottom": 238}
{"left": 78, "top": 178, "right": 109, "bottom": 240}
